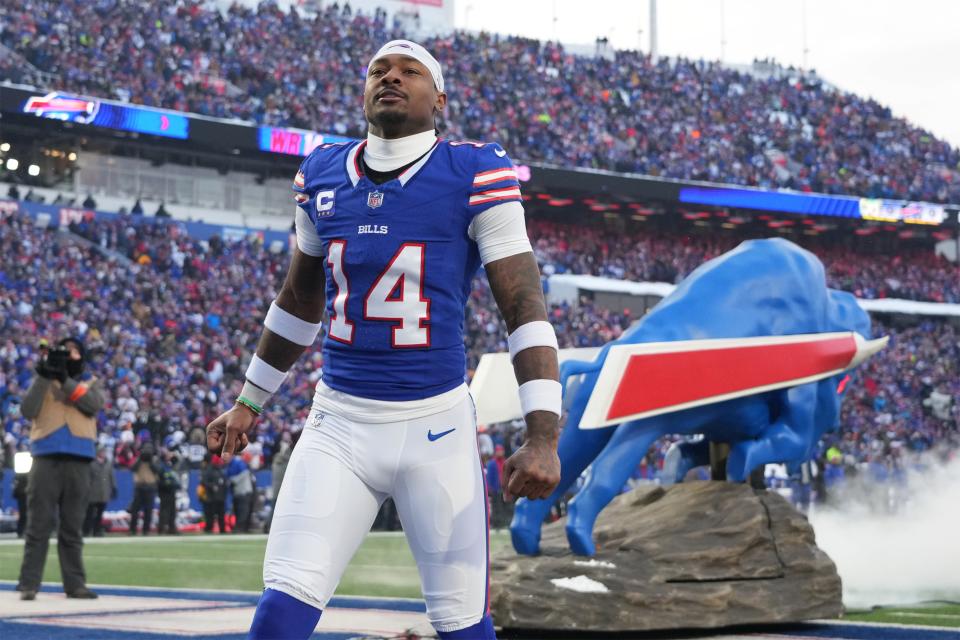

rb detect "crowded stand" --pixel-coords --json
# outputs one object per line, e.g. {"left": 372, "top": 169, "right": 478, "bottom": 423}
{"left": 2, "top": 207, "right": 956, "bottom": 489}
{"left": 527, "top": 220, "right": 960, "bottom": 303}
{"left": 2, "top": 0, "right": 959, "bottom": 203}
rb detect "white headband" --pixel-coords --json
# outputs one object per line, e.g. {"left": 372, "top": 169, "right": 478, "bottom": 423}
{"left": 368, "top": 40, "right": 444, "bottom": 93}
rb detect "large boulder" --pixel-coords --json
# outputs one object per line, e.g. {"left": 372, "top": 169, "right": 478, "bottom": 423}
{"left": 490, "top": 482, "right": 842, "bottom": 631}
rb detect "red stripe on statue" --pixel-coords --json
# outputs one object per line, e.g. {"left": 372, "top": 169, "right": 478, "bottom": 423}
{"left": 606, "top": 335, "right": 856, "bottom": 421}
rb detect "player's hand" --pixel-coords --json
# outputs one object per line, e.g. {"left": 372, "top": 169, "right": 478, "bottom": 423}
{"left": 205, "top": 404, "right": 255, "bottom": 463}
{"left": 502, "top": 439, "right": 561, "bottom": 502}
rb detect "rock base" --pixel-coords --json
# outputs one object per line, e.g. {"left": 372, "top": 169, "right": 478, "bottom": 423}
{"left": 490, "top": 482, "right": 842, "bottom": 631}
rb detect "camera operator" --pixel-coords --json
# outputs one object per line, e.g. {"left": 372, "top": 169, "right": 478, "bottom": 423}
{"left": 16, "top": 338, "right": 103, "bottom": 601}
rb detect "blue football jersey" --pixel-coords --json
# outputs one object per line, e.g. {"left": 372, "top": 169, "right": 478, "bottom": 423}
{"left": 292, "top": 139, "right": 523, "bottom": 401}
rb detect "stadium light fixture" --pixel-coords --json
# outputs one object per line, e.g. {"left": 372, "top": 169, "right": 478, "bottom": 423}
{"left": 28, "top": 164, "right": 40, "bottom": 176}
{"left": 0, "top": 142, "right": 9, "bottom": 152}
{"left": 5, "top": 158, "right": 18, "bottom": 171}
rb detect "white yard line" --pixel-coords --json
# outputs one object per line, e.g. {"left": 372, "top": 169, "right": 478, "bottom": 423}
{"left": 818, "top": 618, "right": 960, "bottom": 631}
{"left": 0, "top": 551, "right": 419, "bottom": 571}
{"left": 888, "top": 611, "right": 960, "bottom": 620}
{"left": 0, "top": 531, "right": 414, "bottom": 546}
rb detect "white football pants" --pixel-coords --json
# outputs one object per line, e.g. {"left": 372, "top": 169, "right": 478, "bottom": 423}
{"left": 263, "top": 394, "right": 490, "bottom": 633}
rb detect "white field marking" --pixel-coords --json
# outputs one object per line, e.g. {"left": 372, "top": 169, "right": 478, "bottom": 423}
{"left": 0, "top": 579, "right": 426, "bottom": 602}
{"left": 888, "top": 612, "right": 960, "bottom": 619}
{"left": 0, "top": 551, "right": 420, "bottom": 571}
{"left": 550, "top": 575, "right": 610, "bottom": 594}
{"left": 816, "top": 618, "right": 960, "bottom": 631}
{"left": 0, "top": 548, "right": 262, "bottom": 567}
{"left": 0, "top": 530, "right": 415, "bottom": 546}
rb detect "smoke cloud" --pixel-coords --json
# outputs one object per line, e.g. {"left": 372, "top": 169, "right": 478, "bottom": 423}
{"left": 808, "top": 455, "right": 960, "bottom": 609}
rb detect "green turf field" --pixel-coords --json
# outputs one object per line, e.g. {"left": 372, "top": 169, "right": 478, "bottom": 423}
{"left": 1, "top": 533, "right": 957, "bottom": 629}
{"left": 842, "top": 603, "right": 960, "bottom": 628}
{"left": 0, "top": 532, "right": 512, "bottom": 599}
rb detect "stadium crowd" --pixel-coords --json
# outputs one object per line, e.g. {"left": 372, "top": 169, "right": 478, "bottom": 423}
{"left": 832, "top": 318, "right": 959, "bottom": 462}
{"left": 1, "top": 207, "right": 956, "bottom": 491}
{"left": 1, "top": 0, "right": 958, "bottom": 203}
{"left": 528, "top": 220, "right": 960, "bottom": 303}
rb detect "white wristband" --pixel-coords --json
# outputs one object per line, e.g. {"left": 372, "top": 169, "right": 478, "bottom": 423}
{"left": 508, "top": 321, "right": 558, "bottom": 362}
{"left": 518, "top": 379, "right": 562, "bottom": 418}
{"left": 245, "top": 354, "right": 288, "bottom": 394}
{"left": 264, "top": 301, "right": 322, "bottom": 347}
{"left": 239, "top": 380, "right": 273, "bottom": 409}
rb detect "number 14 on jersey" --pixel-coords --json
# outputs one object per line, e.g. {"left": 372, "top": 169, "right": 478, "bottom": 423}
{"left": 326, "top": 241, "right": 431, "bottom": 348}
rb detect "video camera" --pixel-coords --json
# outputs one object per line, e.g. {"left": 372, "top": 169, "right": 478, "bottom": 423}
{"left": 36, "top": 343, "right": 71, "bottom": 382}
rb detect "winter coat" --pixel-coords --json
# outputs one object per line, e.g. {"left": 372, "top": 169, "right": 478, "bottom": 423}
{"left": 88, "top": 457, "right": 116, "bottom": 503}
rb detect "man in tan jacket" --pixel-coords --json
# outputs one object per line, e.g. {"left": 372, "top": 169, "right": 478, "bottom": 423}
{"left": 16, "top": 337, "right": 104, "bottom": 601}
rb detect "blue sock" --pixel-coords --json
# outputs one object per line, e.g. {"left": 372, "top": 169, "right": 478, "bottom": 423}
{"left": 248, "top": 588, "right": 322, "bottom": 639}
{"left": 436, "top": 614, "right": 497, "bottom": 640}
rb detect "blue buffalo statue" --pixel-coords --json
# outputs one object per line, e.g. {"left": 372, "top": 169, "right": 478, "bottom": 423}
{"left": 511, "top": 238, "right": 884, "bottom": 556}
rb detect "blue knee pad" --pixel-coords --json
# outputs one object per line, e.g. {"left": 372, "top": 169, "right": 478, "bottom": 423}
{"left": 249, "top": 588, "right": 322, "bottom": 639}
{"left": 437, "top": 614, "right": 497, "bottom": 639}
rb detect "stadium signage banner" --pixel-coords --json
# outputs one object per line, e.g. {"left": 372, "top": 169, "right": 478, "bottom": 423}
{"left": 859, "top": 198, "right": 949, "bottom": 225}
{"left": 679, "top": 185, "right": 949, "bottom": 226}
{"left": 20, "top": 91, "right": 189, "bottom": 139}
{"left": 256, "top": 126, "right": 352, "bottom": 156}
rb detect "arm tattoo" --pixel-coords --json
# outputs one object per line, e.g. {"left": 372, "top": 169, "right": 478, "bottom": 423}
{"left": 484, "top": 252, "right": 547, "bottom": 332}
{"left": 486, "top": 252, "right": 560, "bottom": 444}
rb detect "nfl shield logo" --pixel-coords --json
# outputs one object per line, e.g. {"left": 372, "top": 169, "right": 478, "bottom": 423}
{"left": 367, "top": 191, "right": 384, "bottom": 209}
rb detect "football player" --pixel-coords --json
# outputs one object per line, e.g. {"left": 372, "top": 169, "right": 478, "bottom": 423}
{"left": 207, "top": 40, "right": 561, "bottom": 639}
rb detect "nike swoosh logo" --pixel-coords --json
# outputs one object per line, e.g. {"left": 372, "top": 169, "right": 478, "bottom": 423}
{"left": 427, "top": 428, "right": 456, "bottom": 442}
{"left": 494, "top": 148, "right": 507, "bottom": 157}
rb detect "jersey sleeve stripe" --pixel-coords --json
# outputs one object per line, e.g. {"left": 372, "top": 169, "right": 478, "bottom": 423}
{"left": 469, "top": 193, "right": 523, "bottom": 206}
{"left": 469, "top": 187, "right": 522, "bottom": 205}
{"left": 471, "top": 177, "right": 520, "bottom": 194}
{"left": 473, "top": 168, "right": 517, "bottom": 185}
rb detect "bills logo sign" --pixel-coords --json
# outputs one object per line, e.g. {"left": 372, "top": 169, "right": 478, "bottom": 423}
{"left": 293, "top": 171, "right": 305, "bottom": 189}
{"left": 23, "top": 92, "right": 99, "bottom": 124}
{"left": 367, "top": 191, "right": 384, "bottom": 209}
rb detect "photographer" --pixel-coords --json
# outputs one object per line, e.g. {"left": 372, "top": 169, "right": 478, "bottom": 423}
{"left": 83, "top": 445, "right": 116, "bottom": 537}
{"left": 157, "top": 450, "right": 181, "bottom": 535}
{"left": 16, "top": 338, "right": 103, "bottom": 601}
{"left": 129, "top": 443, "right": 160, "bottom": 535}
